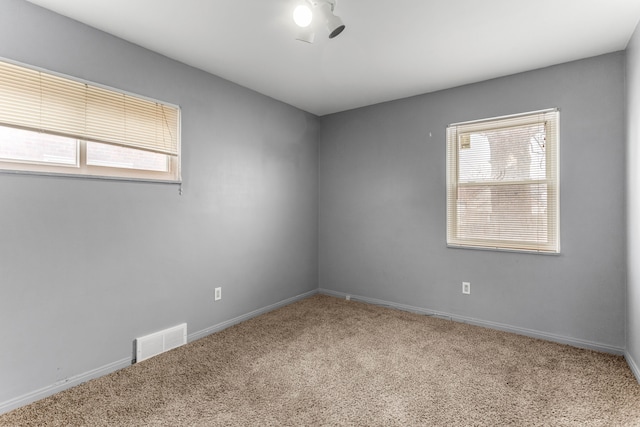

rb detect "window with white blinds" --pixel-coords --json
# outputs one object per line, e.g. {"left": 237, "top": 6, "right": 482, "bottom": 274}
{"left": 0, "top": 59, "right": 180, "bottom": 181}
{"left": 446, "top": 109, "right": 559, "bottom": 253}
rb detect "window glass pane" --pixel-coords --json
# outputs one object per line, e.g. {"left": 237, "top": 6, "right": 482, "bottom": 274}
{"left": 459, "top": 123, "right": 546, "bottom": 183}
{"left": 0, "top": 125, "right": 77, "bottom": 166}
{"left": 87, "top": 141, "right": 169, "bottom": 172}
{"left": 457, "top": 183, "right": 548, "bottom": 243}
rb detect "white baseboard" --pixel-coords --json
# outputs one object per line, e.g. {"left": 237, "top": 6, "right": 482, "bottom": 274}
{"left": 0, "top": 357, "right": 131, "bottom": 416}
{"left": 626, "top": 351, "right": 640, "bottom": 384}
{"left": 188, "top": 289, "right": 318, "bottom": 342}
{"left": 0, "top": 289, "right": 318, "bottom": 416}
{"left": 318, "top": 288, "right": 626, "bottom": 356}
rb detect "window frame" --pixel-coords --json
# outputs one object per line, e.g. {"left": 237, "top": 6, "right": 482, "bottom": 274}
{"left": 446, "top": 109, "right": 560, "bottom": 254}
{"left": 0, "top": 58, "right": 181, "bottom": 183}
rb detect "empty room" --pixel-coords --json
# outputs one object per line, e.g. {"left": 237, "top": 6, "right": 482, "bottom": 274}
{"left": 1, "top": 0, "right": 640, "bottom": 425}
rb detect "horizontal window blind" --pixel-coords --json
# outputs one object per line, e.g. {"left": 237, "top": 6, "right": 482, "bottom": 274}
{"left": 446, "top": 109, "right": 559, "bottom": 253}
{"left": 0, "top": 59, "right": 179, "bottom": 156}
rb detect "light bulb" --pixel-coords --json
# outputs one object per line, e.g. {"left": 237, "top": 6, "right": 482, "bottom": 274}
{"left": 293, "top": 4, "right": 313, "bottom": 28}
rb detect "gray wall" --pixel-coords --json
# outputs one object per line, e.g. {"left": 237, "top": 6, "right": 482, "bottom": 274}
{"left": 627, "top": 21, "right": 640, "bottom": 379}
{"left": 0, "top": 0, "right": 318, "bottom": 407}
{"left": 319, "top": 53, "right": 627, "bottom": 351}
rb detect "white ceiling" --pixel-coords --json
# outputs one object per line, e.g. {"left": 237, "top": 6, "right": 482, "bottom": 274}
{"left": 25, "top": 0, "right": 640, "bottom": 116}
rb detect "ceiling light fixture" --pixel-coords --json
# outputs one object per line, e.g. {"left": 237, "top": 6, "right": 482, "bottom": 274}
{"left": 293, "top": 4, "right": 313, "bottom": 28}
{"left": 293, "top": 0, "right": 345, "bottom": 44}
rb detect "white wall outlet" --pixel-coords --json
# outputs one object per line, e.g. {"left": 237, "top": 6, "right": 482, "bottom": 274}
{"left": 214, "top": 287, "right": 222, "bottom": 301}
{"left": 462, "top": 282, "right": 471, "bottom": 295}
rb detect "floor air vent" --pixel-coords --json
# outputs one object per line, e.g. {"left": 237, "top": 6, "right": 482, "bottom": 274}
{"left": 135, "top": 323, "right": 187, "bottom": 362}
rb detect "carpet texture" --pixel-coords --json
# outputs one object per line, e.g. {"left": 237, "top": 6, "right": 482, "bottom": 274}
{"left": 2, "top": 294, "right": 640, "bottom": 426}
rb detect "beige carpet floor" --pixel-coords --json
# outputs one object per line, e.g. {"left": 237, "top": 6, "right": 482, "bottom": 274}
{"left": 2, "top": 294, "right": 640, "bottom": 426}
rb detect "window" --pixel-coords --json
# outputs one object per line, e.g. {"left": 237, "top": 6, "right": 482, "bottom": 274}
{"left": 0, "top": 59, "right": 180, "bottom": 182}
{"left": 446, "top": 109, "right": 559, "bottom": 253}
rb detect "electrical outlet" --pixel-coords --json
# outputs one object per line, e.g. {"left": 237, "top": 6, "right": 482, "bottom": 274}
{"left": 462, "top": 282, "right": 471, "bottom": 295}
{"left": 214, "top": 287, "right": 222, "bottom": 301}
